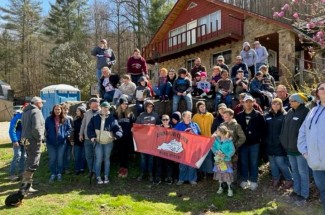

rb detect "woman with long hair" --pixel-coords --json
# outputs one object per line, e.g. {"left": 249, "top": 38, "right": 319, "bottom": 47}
{"left": 45, "top": 105, "right": 72, "bottom": 182}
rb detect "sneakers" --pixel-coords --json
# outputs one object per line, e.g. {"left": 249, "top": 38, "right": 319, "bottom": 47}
{"left": 104, "top": 176, "right": 109, "bottom": 184}
{"left": 227, "top": 189, "right": 233, "bottom": 197}
{"left": 57, "top": 174, "right": 62, "bottom": 182}
{"left": 164, "top": 95, "right": 169, "bottom": 102}
{"left": 249, "top": 182, "right": 258, "bottom": 191}
{"left": 165, "top": 177, "right": 173, "bottom": 185}
{"left": 294, "top": 196, "right": 307, "bottom": 206}
{"left": 176, "top": 180, "right": 184, "bottom": 185}
{"left": 189, "top": 181, "right": 197, "bottom": 185}
{"left": 49, "top": 174, "right": 56, "bottom": 182}
{"left": 28, "top": 185, "right": 38, "bottom": 193}
{"left": 9, "top": 175, "right": 19, "bottom": 181}
{"left": 240, "top": 181, "right": 249, "bottom": 189}
{"left": 153, "top": 177, "right": 161, "bottom": 185}
{"left": 217, "top": 187, "right": 223, "bottom": 194}
{"left": 97, "top": 177, "right": 103, "bottom": 185}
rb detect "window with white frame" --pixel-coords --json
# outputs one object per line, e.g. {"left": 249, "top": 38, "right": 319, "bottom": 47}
{"left": 198, "top": 10, "right": 221, "bottom": 35}
{"left": 169, "top": 25, "right": 186, "bottom": 47}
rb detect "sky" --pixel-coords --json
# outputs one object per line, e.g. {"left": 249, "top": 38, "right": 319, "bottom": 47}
{"left": 1, "top": 0, "right": 55, "bottom": 15}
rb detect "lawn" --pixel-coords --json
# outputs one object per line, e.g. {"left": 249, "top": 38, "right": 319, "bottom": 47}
{"left": 0, "top": 139, "right": 323, "bottom": 215}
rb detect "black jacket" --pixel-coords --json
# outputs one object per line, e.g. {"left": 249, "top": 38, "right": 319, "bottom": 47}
{"left": 280, "top": 105, "right": 309, "bottom": 153}
{"left": 264, "top": 111, "right": 287, "bottom": 156}
{"left": 73, "top": 117, "right": 84, "bottom": 146}
{"left": 236, "top": 109, "right": 266, "bottom": 145}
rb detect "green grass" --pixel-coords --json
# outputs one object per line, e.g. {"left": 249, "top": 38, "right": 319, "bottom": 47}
{"left": 0, "top": 140, "right": 323, "bottom": 215}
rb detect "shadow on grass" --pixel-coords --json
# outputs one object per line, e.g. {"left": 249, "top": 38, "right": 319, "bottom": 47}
{"left": 0, "top": 146, "right": 323, "bottom": 214}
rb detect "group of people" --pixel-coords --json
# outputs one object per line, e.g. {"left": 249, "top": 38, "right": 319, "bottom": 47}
{"left": 7, "top": 39, "right": 325, "bottom": 212}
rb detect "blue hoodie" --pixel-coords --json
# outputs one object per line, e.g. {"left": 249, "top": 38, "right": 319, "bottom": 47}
{"left": 211, "top": 137, "right": 235, "bottom": 162}
{"left": 298, "top": 103, "right": 325, "bottom": 170}
{"left": 9, "top": 112, "right": 22, "bottom": 143}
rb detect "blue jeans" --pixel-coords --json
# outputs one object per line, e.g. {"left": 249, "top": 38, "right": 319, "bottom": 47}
{"left": 136, "top": 101, "right": 144, "bottom": 115}
{"left": 64, "top": 143, "right": 72, "bottom": 171}
{"left": 313, "top": 170, "right": 325, "bottom": 212}
{"left": 47, "top": 143, "right": 66, "bottom": 175}
{"left": 131, "top": 74, "right": 142, "bottom": 84}
{"left": 104, "top": 90, "right": 115, "bottom": 102}
{"left": 9, "top": 144, "right": 26, "bottom": 176}
{"left": 140, "top": 153, "right": 153, "bottom": 174}
{"left": 172, "top": 94, "right": 193, "bottom": 113}
{"left": 268, "top": 155, "right": 292, "bottom": 181}
{"left": 74, "top": 145, "right": 86, "bottom": 172}
{"left": 215, "top": 93, "right": 232, "bottom": 109}
{"left": 239, "top": 144, "right": 259, "bottom": 183}
{"left": 84, "top": 139, "right": 95, "bottom": 173}
{"left": 158, "top": 82, "right": 172, "bottom": 97}
{"left": 179, "top": 163, "right": 197, "bottom": 182}
{"left": 288, "top": 155, "right": 309, "bottom": 199}
{"left": 95, "top": 143, "right": 114, "bottom": 177}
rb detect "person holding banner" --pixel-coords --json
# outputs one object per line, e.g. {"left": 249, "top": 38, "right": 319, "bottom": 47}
{"left": 136, "top": 100, "right": 160, "bottom": 182}
{"left": 192, "top": 101, "right": 214, "bottom": 179}
{"left": 212, "top": 125, "right": 235, "bottom": 197}
{"left": 175, "top": 111, "right": 201, "bottom": 185}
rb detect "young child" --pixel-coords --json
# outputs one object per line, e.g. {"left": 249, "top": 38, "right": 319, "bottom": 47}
{"left": 192, "top": 72, "right": 202, "bottom": 97}
{"left": 154, "top": 115, "right": 174, "bottom": 185}
{"left": 158, "top": 68, "right": 172, "bottom": 102}
{"left": 215, "top": 70, "right": 233, "bottom": 108}
{"left": 134, "top": 76, "right": 152, "bottom": 115}
{"left": 197, "top": 72, "right": 213, "bottom": 98}
{"left": 211, "top": 125, "right": 235, "bottom": 197}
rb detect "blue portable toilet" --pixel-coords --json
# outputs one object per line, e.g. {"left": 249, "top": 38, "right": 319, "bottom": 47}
{"left": 40, "top": 84, "right": 81, "bottom": 118}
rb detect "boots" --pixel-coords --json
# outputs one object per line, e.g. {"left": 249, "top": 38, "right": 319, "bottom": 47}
{"left": 22, "top": 171, "right": 34, "bottom": 183}
{"left": 271, "top": 179, "right": 280, "bottom": 188}
{"left": 282, "top": 180, "right": 293, "bottom": 189}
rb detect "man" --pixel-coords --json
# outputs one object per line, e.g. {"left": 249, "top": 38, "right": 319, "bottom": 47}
{"left": 127, "top": 48, "right": 148, "bottom": 84}
{"left": 190, "top": 57, "right": 206, "bottom": 80}
{"left": 215, "top": 55, "right": 229, "bottom": 72}
{"left": 236, "top": 95, "right": 266, "bottom": 191}
{"left": 91, "top": 39, "right": 116, "bottom": 91}
{"left": 79, "top": 98, "right": 100, "bottom": 177}
{"left": 253, "top": 41, "right": 269, "bottom": 71}
{"left": 234, "top": 93, "right": 263, "bottom": 115}
{"left": 19, "top": 96, "right": 45, "bottom": 193}
{"left": 230, "top": 56, "right": 249, "bottom": 79}
{"left": 276, "top": 85, "right": 290, "bottom": 112}
{"left": 232, "top": 69, "right": 249, "bottom": 101}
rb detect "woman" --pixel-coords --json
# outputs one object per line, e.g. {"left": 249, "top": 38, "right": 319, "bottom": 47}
{"left": 114, "top": 97, "right": 136, "bottom": 178}
{"left": 73, "top": 105, "right": 86, "bottom": 175}
{"left": 298, "top": 82, "right": 325, "bottom": 212}
{"left": 87, "top": 102, "right": 123, "bottom": 184}
{"left": 192, "top": 101, "right": 214, "bottom": 179}
{"left": 280, "top": 93, "right": 310, "bottom": 206}
{"left": 100, "top": 67, "right": 117, "bottom": 102}
{"left": 264, "top": 98, "right": 292, "bottom": 189}
{"left": 174, "top": 111, "right": 201, "bottom": 185}
{"left": 45, "top": 105, "right": 72, "bottom": 182}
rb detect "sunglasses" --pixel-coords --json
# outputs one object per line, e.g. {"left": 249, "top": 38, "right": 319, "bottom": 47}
{"left": 162, "top": 119, "right": 169, "bottom": 121}
{"left": 318, "top": 87, "right": 325, "bottom": 91}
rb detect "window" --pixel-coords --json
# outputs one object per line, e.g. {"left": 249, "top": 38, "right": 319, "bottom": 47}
{"left": 211, "top": 50, "right": 232, "bottom": 67}
{"left": 186, "top": 59, "right": 195, "bottom": 71}
{"left": 198, "top": 10, "right": 221, "bottom": 35}
{"left": 169, "top": 25, "right": 186, "bottom": 47}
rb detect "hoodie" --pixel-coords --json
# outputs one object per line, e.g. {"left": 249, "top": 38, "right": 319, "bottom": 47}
{"left": 21, "top": 104, "right": 45, "bottom": 143}
{"left": 91, "top": 46, "right": 116, "bottom": 69}
{"left": 80, "top": 109, "right": 99, "bottom": 140}
{"left": 134, "top": 76, "right": 151, "bottom": 101}
{"left": 136, "top": 101, "right": 160, "bottom": 125}
{"left": 240, "top": 42, "right": 257, "bottom": 67}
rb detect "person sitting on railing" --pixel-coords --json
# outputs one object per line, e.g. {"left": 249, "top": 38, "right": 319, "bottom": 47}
{"left": 172, "top": 68, "right": 193, "bottom": 113}
{"left": 230, "top": 56, "right": 249, "bottom": 79}
{"left": 215, "top": 55, "right": 229, "bottom": 72}
{"left": 190, "top": 57, "right": 206, "bottom": 81}
{"left": 215, "top": 70, "right": 233, "bottom": 109}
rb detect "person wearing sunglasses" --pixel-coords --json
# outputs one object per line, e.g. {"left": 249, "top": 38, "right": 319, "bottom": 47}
{"left": 280, "top": 93, "right": 310, "bottom": 206}
{"left": 153, "top": 115, "right": 174, "bottom": 185}
{"left": 298, "top": 82, "right": 325, "bottom": 212}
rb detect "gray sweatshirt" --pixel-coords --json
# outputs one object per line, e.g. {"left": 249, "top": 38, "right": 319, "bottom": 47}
{"left": 79, "top": 109, "right": 99, "bottom": 140}
{"left": 21, "top": 104, "right": 45, "bottom": 142}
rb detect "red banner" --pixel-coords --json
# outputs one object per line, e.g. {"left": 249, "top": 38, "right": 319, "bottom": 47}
{"left": 132, "top": 124, "right": 214, "bottom": 168}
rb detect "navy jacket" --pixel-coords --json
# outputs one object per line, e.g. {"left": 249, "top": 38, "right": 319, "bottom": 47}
{"left": 45, "top": 116, "right": 72, "bottom": 146}
{"left": 87, "top": 113, "right": 123, "bottom": 140}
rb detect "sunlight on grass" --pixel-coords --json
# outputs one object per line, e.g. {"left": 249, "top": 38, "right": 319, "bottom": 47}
{"left": 168, "top": 192, "right": 177, "bottom": 197}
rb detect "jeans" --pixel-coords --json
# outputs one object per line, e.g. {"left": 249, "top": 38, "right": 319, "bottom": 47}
{"left": 313, "top": 170, "right": 325, "bottom": 212}
{"left": 140, "top": 153, "right": 153, "bottom": 174}
{"left": 248, "top": 65, "right": 256, "bottom": 78}
{"left": 104, "top": 90, "right": 115, "bottom": 102}
{"left": 116, "top": 136, "right": 134, "bottom": 168}
{"left": 179, "top": 163, "right": 197, "bottom": 182}
{"left": 9, "top": 144, "right": 26, "bottom": 176}
{"left": 136, "top": 101, "right": 144, "bottom": 115}
{"left": 158, "top": 82, "right": 172, "bottom": 97}
{"left": 239, "top": 143, "right": 259, "bottom": 183}
{"left": 84, "top": 139, "right": 95, "bottom": 173}
{"left": 156, "top": 157, "right": 173, "bottom": 178}
{"left": 288, "top": 155, "right": 309, "bottom": 199}
{"left": 47, "top": 143, "right": 66, "bottom": 175}
{"left": 74, "top": 145, "right": 86, "bottom": 172}
{"left": 131, "top": 74, "right": 142, "bottom": 84}
{"left": 95, "top": 143, "right": 114, "bottom": 177}
{"left": 64, "top": 143, "right": 72, "bottom": 171}
{"left": 172, "top": 94, "right": 193, "bottom": 113}
{"left": 268, "top": 155, "right": 292, "bottom": 181}
{"left": 215, "top": 93, "right": 232, "bottom": 109}
{"left": 113, "top": 90, "right": 133, "bottom": 105}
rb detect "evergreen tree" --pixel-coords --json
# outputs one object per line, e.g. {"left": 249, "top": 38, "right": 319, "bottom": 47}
{"left": 148, "top": 0, "right": 174, "bottom": 37}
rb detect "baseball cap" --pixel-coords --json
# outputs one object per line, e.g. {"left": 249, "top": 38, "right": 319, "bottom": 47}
{"left": 31, "top": 96, "right": 46, "bottom": 103}
{"left": 88, "top": 98, "right": 100, "bottom": 104}
{"left": 100, "top": 101, "right": 110, "bottom": 108}
{"left": 243, "top": 95, "right": 254, "bottom": 102}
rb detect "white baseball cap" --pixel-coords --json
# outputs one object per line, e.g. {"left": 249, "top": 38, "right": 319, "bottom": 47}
{"left": 31, "top": 96, "right": 46, "bottom": 103}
